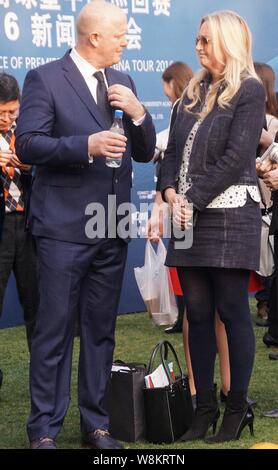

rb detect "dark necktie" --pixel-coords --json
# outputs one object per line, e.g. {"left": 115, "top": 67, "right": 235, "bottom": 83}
{"left": 94, "top": 71, "right": 113, "bottom": 127}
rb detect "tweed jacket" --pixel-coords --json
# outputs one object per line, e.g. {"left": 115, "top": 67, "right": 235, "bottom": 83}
{"left": 160, "top": 76, "right": 265, "bottom": 211}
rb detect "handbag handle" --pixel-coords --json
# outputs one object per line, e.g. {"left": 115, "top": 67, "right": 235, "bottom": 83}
{"left": 147, "top": 340, "right": 184, "bottom": 384}
{"left": 147, "top": 340, "right": 165, "bottom": 374}
{"left": 113, "top": 360, "right": 146, "bottom": 371}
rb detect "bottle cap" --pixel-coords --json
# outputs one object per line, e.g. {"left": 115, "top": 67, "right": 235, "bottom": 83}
{"left": 114, "top": 109, "right": 123, "bottom": 118}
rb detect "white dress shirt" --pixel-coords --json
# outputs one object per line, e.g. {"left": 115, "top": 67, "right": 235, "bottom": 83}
{"left": 70, "top": 47, "right": 107, "bottom": 104}
{"left": 70, "top": 48, "right": 109, "bottom": 162}
{"left": 69, "top": 48, "right": 145, "bottom": 161}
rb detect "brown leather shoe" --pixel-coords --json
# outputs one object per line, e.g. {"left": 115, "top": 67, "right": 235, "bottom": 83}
{"left": 257, "top": 302, "right": 269, "bottom": 320}
{"left": 30, "top": 437, "right": 57, "bottom": 449}
{"left": 81, "top": 429, "right": 123, "bottom": 449}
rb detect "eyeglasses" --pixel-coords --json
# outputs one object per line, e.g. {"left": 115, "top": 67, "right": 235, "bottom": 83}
{"left": 195, "top": 35, "right": 211, "bottom": 47}
{"left": 0, "top": 110, "right": 19, "bottom": 120}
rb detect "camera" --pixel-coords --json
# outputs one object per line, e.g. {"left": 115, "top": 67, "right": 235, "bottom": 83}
{"left": 259, "top": 142, "right": 278, "bottom": 164}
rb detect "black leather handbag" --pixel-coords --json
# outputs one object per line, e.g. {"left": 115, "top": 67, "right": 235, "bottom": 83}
{"left": 106, "top": 360, "right": 147, "bottom": 442}
{"left": 143, "top": 340, "right": 194, "bottom": 444}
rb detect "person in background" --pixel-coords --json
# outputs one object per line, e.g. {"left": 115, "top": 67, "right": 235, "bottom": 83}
{"left": 257, "top": 129, "right": 278, "bottom": 417}
{"left": 254, "top": 62, "right": 278, "bottom": 327}
{"left": 0, "top": 73, "right": 38, "bottom": 355}
{"left": 16, "top": 1, "right": 155, "bottom": 450}
{"left": 152, "top": 61, "right": 193, "bottom": 335}
{"left": 160, "top": 10, "right": 265, "bottom": 442}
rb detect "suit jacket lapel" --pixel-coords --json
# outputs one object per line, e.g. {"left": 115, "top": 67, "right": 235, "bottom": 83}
{"left": 61, "top": 51, "right": 108, "bottom": 129}
{"left": 105, "top": 68, "right": 118, "bottom": 88}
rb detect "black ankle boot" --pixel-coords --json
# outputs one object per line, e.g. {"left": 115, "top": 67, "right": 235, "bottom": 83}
{"left": 220, "top": 389, "right": 257, "bottom": 407}
{"left": 205, "top": 391, "right": 254, "bottom": 443}
{"left": 180, "top": 388, "right": 220, "bottom": 441}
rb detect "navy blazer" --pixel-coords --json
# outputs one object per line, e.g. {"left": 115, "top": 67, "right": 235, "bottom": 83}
{"left": 16, "top": 52, "right": 156, "bottom": 244}
{"left": 160, "top": 77, "right": 265, "bottom": 211}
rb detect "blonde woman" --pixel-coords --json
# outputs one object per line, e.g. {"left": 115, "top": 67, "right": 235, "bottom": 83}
{"left": 160, "top": 10, "right": 265, "bottom": 442}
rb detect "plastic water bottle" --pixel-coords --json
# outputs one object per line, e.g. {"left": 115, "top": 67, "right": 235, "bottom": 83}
{"left": 106, "top": 109, "right": 124, "bottom": 168}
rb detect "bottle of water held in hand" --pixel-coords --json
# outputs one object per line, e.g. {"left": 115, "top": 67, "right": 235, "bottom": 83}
{"left": 106, "top": 109, "right": 124, "bottom": 168}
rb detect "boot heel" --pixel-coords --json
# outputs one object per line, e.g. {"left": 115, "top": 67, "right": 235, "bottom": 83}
{"left": 236, "top": 407, "right": 254, "bottom": 440}
{"left": 248, "top": 418, "right": 254, "bottom": 436}
{"left": 212, "top": 409, "right": 220, "bottom": 434}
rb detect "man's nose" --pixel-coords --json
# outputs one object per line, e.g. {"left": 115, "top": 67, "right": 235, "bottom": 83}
{"left": 121, "top": 36, "right": 128, "bottom": 48}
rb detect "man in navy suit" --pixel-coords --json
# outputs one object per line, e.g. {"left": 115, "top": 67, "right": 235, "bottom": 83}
{"left": 16, "top": 1, "right": 155, "bottom": 449}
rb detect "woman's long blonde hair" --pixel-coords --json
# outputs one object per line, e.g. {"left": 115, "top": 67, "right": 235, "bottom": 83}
{"left": 186, "top": 10, "right": 260, "bottom": 119}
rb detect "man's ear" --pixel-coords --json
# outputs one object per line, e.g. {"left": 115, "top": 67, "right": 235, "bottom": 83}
{"left": 89, "top": 32, "right": 100, "bottom": 48}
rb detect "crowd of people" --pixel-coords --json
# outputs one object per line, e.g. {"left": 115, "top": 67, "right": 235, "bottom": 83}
{"left": 0, "top": 0, "right": 277, "bottom": 448}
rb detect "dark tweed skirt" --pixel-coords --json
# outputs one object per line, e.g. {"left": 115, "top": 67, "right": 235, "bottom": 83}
{"left": 166, "top": 196, "right": 262, "bottom": 271}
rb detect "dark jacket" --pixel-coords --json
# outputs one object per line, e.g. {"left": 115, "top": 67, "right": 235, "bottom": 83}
{"left": 15, "top": 51, "right": 156, "bottom": 244}
{"left": 160, "top": 77, "right": 265, "bottom": 211}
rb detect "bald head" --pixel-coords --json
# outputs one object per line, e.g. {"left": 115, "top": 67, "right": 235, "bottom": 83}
{"left": 75, "top": 0, "right": 127, "bottom": 69}
{"left": 76, "top": 1, "right": 126, "bottom": 40}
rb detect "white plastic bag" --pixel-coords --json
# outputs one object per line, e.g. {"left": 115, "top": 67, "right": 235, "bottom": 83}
{"left": 256, "top": 214, "right": 275, "bottom": 277}
{"left": 134, "top": 240, "right": 178, "bottom": 326}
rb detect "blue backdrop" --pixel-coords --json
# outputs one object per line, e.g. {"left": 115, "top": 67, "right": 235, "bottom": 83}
{"left": 1, "top": 0, "right": 278, "bottom": 328}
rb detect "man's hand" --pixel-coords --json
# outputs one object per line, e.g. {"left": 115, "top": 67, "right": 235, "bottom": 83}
{"left": 9, "top": 154, "right": 31, "bottom": 171}
{"left": 107, "top": 84, "right": 145, "bottom": 121}
{"left": 0, "top": 149, "right": 13, "bottom": 167}
{"left": 88, "top": 130, "right": 127, "bottom": 158}
{"left": 0, "top": 150, "right": 31, "bottom": 171}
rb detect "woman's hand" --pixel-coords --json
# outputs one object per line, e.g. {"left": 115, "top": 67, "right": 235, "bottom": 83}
{"left": 165, "top": 189, "right": 193, "bottom": 230}
{"left": 147, "top": 198, "right": 169, "bottom": 242}
{"left": 172, "top": 195, "right": 193, "bottom": 230}
{"left": 164, "top": 187, "right": 177, "bottom": 205}
{"left": 147, "top": 213, "right": 163, "bottom": 242}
